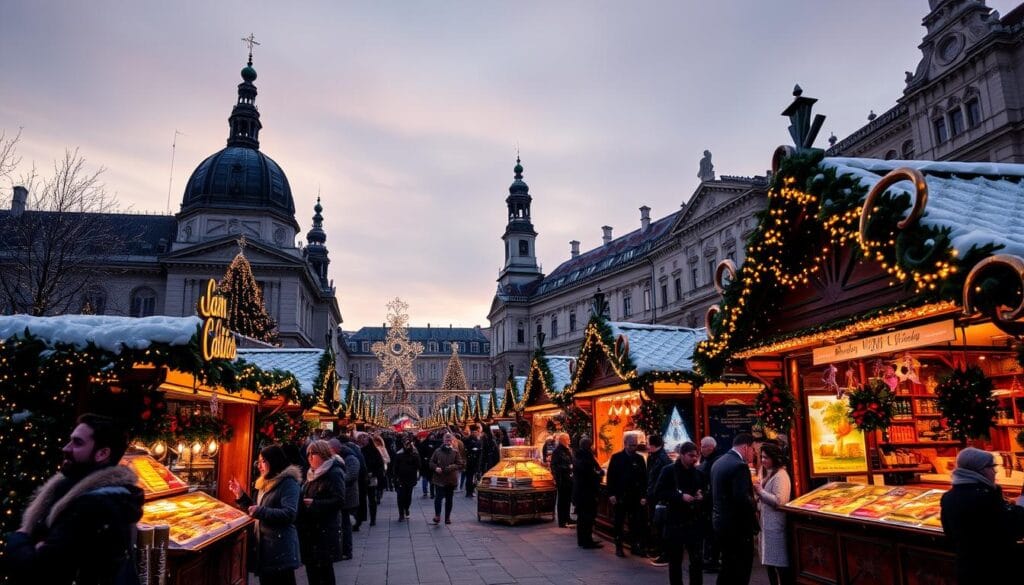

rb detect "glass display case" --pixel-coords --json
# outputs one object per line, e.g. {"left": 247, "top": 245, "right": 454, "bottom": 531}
{"left": 785, "top": 481, "right": 945, "bottom": 532}
{"left": 476, "top": 445, "right": 555, "bottom": 525}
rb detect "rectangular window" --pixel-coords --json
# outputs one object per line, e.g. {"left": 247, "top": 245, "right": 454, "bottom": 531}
{"left": 348, "top": 342, "right": 356, "bottom": 352}
{"left": 361, "top": 341, "right": 369, "bottom": 352}
{"left": 949, "top": 108, "right": 964, "bottom": 136}
{"left": 551, "top": 315, "right": 559, "bottom": 338}
{"left": 674, "top": 277, "right": 682, "bottom": 300}
{"left": 443, "top": 341, "right": 451, "bottom": 352}
{"left": 660, "top": 284, "right": 668, "bottom": 308}
{"left": 708, "top": 260, "right": 716, "bottom": 286}
{"left": 726, "top": 250, "right": 736, "bottom": 263}
{"left": 569, "top": 311, "right": 577, "bottom": 332}
{"left": 966, "top": 100, "right": 981, "bottom": 128}
{"left": 643, "top": 289, "right": 651, "bottom": 312}
{"left": 517, "top": 325, "right": 525, "bottom": 344}
{"left": 484, "top": 343, "right": 490, "bottom": 353}
{"left": 934, "top": 117, "right": 948, "bottom": 143}
{"left": 471, "top": 341, "right": 480, "bottom": 353}
{"left": 519, "top": 240, "right": 529, "bottom": 256}
{"left": 692, "top": 267, "right": 700, "bottom": 288}
{"left": 473, "top": 364, "right": 480, "bottom": 379}
{"left": 623, "top": 296, "right": 632, "bottom": 318}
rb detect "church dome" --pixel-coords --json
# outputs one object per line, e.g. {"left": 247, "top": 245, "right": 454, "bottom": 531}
{"left": 181, "top": 146, "right": 295, "bottom": 218}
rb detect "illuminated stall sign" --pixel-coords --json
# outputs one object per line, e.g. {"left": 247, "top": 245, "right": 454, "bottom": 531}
{"left": 812, "top": 320, "right": 955, "bottom": 365}
{"left": 197, "top": 279, "right": 237, "bottom": 361}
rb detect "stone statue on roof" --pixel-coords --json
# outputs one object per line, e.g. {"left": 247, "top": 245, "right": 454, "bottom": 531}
{"left": 698, "top": 150, "right": 715, "bottom": 182}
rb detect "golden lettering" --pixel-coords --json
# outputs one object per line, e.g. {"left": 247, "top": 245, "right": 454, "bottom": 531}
{"left": 202, "top": 317, "right": 237, "bottom": 361}
{"left": 197, "top": 279, "right": 227, "bottom": 319}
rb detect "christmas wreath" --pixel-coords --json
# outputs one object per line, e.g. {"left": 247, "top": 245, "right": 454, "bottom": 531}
{"left": 633, "top": 399, "right": 666, "bottom": 436}
{"left": 936, "top": 365, "right": 997, "bottom": 441}
{"left": 257, "top": 411, "right": 316, "bottom": 446}
{"left": 846, "top": 378, "right": 895, "bottom": 432}
{"left": 755, "top": 379, "right": 796, "bottom": 434}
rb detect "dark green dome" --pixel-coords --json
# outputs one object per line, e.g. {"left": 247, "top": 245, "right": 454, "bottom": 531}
{"left": 241, "top": 66, "right": 257, "bottom": 82}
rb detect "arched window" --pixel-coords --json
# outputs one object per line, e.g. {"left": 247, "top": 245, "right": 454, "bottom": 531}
{"left": 130, "top": 287, "right": 157, "bottom": 317}
{"left": 884, "top": 149, "right": 898, "bottom": 160}
{"left": 901, "top": 140, "right": 915, "bottom": 159}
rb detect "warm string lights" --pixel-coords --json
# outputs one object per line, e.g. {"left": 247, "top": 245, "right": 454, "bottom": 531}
{"left": 695, "top": 150, "right": 996, "bottom": 380}
{"left": 218, "top": 251, "right": 279, "bottom": 344}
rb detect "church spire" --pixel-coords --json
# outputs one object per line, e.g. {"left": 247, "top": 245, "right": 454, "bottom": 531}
{"left": 305, "top": 196, "right": 330, "bottom": 286}
{"left": 227, "top": 35, "right": 263, "bottom": 149}
{"left": 498, "top": 155, "right": 541, "bottom": 287}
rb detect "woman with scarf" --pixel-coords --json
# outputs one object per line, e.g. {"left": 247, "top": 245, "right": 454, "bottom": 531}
{"left": 372, "top": 434, "right": 391, "bottom": 503}
{"left": 298, "top": 440, "right": 346, "bottom": 585}
{"left": 229, "top": 444, "right": 302, "bottom": 585}
{"left": 940, "top": 447, "right": 1024, "bottom": 585}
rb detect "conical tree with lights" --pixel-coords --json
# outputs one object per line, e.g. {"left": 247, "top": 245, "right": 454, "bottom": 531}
{"left": 441, "top": 343, "right": 469, "bottom": 391}
{"left": 218, "top": 241, "right": 279, "bottom": 344}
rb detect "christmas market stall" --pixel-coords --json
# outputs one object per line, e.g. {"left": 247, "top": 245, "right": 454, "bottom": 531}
{"left": 694, "top": 90, "right": 1024, "bottom": 585}
{"left": 519, "top": 350, "right": 575, "bottom": 449}
{"left": 559, "top": 306, "right": 706, "bottom": 541}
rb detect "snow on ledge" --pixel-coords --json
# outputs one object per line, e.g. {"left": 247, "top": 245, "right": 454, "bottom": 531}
{"left": 0, "top": 315, "right": 201, "bottom": 353}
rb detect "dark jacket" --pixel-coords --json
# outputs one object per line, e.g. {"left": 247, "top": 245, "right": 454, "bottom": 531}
{"left": 237, "top": 465, "right": 303, "bottom": 574}
{"left": 298, "top": 458, "right": 346, "bottom": 565}
{"left": 463, "top": 435, "right": 482, "bottom": 470}
{"left": 606, "top": 449, "right": 647, "bottom": 501}
{"left": 393, "top": 447, "right": 421, "bottom": 486}
{"left": 941, "top": 481, "right": 1024, "bottom": 585}
{"left": 655, "top": 462, "right": 706, "bottom": 543}
{"left": 361, "top": 443, "right": 386, "bottom": 485}
{"left": 646, "top": 447, "right": 671, "bottom": 499}
{"left": 429, "top": 445, "right": 465, "bottom": 487}
{"left": 5, "top": 465, "right": 144, "bottom": 585}
{"left": 709, "top": 449, "right": 756, "bottom": 536}
{"left": 418, "top": 439, "right": 440, "bottom": 478}
{"left": 481, "top": 434, "right": 500, "bottom": 471}
{"left": 336, "top": 445, "right": 361, "bottom": 510}
{"left": 550, "top": 443, "right": 574, "bottom": 485}
{"left": 572, "top": 447, "right": 604, "bottom": 514}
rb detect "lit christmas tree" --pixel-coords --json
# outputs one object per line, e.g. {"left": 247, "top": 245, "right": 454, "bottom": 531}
{"left": 441, "top": 343, "right": 469, "bottom": 391}
{"left": 218, "top": 243, "right": 279, "bottom": 344}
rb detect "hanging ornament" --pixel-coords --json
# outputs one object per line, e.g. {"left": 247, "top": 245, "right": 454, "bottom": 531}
{"left": 843, "top": 366, "right": 859, "bottom": 399}
{"left": 823, "top": 363, "right": 839, "bottom": 396}
{"left": 893, "top": 353, "right": 921, "bottom": 384}
{"left": 209, "top": 387, "right": 221, "bottom": 417}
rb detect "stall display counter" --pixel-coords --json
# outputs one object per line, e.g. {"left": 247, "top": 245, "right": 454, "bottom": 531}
{"left": 123, "top": 453, "right": 252, "bottom": 585}
{"left": 476, "top": 445, "right": 555, "bottom": 525}
{"left": 784, "top": 482, "right": 955, "bottom": 585}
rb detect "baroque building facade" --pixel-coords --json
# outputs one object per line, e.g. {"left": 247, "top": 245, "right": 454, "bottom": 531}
{"left": 0, "top": 53, "right": 343, "bottom": 352}
{"left": 828, "top": 0, "right": 1024, "bottom": 163}
{"left": 487, "top": 156, "right": 767, "bottom": 379}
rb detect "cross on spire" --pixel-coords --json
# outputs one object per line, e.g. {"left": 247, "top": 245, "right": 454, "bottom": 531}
{"left": 241, "top": 33, "right": 260, "bottom": 66}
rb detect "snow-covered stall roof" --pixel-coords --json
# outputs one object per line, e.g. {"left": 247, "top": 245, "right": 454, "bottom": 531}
{"left": 541, "top": 355, "right": 574, "bottom": 392}
{"left": 821, "top": 157, "right": 1024, "bottom": 257}
{"left": 607, "top": 322, "right": 707, "bottom": 376}
{"left": 236, "top": 348, "right": 329, "bottom": 396}
{"left": 0, "top": 315, "right": 200, "bottom": 352}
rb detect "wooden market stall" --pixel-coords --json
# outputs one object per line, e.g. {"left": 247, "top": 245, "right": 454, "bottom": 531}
{"left": 558, "top": 315, "right": 706, "bottom": 541}
{"left": 694, "top": 92, "right": 1024, "bottom": 585}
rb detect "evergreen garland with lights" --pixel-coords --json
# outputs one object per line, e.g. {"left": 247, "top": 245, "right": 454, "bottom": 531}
{"left": 257, "top": 410, "right": 317, "bottom": 447}
{"left": 545, "top": 405, "right": 592, "bottom": 447}
{"left": 633, "top": 398, "right": 667, "bottom": 436}
{"left": 754, "top": 378, "right": 797, "bottom": 434}
{"left": 694, "top": 150, "right": 1000, "bottom": 380}
{"left": 846, "top": 378, "right": 895, "bottom": 433}
{"left": 219, "top": 251, "right": 279, "bottom": 344}
{"left": 936, "top": 365, "right": 997, "bottom": 441}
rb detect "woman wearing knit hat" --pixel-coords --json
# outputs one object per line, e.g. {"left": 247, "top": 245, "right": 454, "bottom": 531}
{"left": 940, "top": 447, "right": 1024, "bottom": 585}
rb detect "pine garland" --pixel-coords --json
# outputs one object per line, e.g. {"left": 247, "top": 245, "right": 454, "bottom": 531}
{"left": 936, "top": 365, "right": 997, "bottom": 441}
{"left": 632, "top": 398, "right": 666, "bottom": 436}
{"left": 754, "top": 378, "right": 797, "bottom": 434}
{"left": 846, "top": 378, "right": 895, "bottom": 433}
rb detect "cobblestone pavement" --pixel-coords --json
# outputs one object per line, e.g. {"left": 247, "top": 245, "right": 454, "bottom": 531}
{"left": 258, "top": 488, "right": 770, "bottom": 585}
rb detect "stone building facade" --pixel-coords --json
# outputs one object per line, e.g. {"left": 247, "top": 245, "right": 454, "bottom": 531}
{"left": 0, "top": 54, "right": 343, "bottom": 352}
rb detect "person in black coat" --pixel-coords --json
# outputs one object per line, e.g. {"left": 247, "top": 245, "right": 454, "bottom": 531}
{"left": 645, "top": 434, "right": 671, "bottom": 564}
{"left": 696, "top": 436, "right": 721, "bottom": 572}
{"left": 709, "top": 432, "right": 756, "bottom": 585}
{"left": 481, "top": 429, "right": 500, "bottom": 472}
{"left": 572, "top": 437, "right": 604, "bottom": 549}
{"left": 656, "top": 441, "right": 706, "bottom": 585}
{"left": 4, "top": 414, "right": 144, "bottom": 585}
{"left": 358, "top": 433, "right": 385, "bottom": 526}
{"left": 549, "top": 432, "right": 576, "bottom": 527}
{"left": 418, "top": 433, "right": 440, "bottom": 498}
{"left": 298, "top": 440, "right": 346, "bottom": 585}
{"left": 941, "top": 447, "right": 1024, "bottom": 585}
{"left": 606, "top": 432, "right": 648, "bottom": 557}
{"left": 393, "top": 437, "right": 421, "bottom": 521}
{"left": 463, "top": 425, "right": 483, "bottom": 497}
{"left": 229, "top": 444, "right": 303, "bottom": 585}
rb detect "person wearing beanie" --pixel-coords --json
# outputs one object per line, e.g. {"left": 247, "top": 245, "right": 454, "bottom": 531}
{"left": 940, "top": 447, "right": 1024, "bottom": 585}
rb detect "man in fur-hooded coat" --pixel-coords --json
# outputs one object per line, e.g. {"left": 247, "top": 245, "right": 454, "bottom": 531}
{"left": 3, "top": 414, "right": 144, "bottom": 585}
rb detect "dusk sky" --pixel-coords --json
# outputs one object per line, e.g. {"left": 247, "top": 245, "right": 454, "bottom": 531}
{"left": 2, "top": 1, "right": 1017, "bottom": 329}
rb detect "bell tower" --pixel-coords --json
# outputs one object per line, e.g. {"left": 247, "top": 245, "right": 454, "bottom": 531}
{"left": 498, "top": 157, "right": 542, "bottom": 288}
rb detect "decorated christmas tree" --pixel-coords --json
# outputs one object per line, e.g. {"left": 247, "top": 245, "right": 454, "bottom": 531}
{"left": 218, "top": 244, "right": 279, "bottom": 344}
{"left": 663, "top": 406, "right": 693, "bottom": 455}
{"left": 441, "top": 343, "right": 468, "bottom": 391}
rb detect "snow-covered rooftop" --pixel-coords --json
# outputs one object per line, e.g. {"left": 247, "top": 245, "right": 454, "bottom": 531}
{"left": 607, "top": 322, "right": 707, "bottom": 376}
{"left": 236, "top": 348, "right": 330, "bottom": 396}
{"left": 822, "top": 157, "right": 1024, "bottom": 257}
{"left": 541, "top": 355, "right": 574, "bottom": 392}
{"left": 0, "top": 315, "right": 200, "bottom": 353}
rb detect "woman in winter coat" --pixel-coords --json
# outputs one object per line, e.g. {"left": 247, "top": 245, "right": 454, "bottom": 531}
{"left": 393, "top": 436, "right": 421, "bottom": 521}
{"left": 359, "top": 433, "right": 386, "bottom": 526}
{"left": 229, "top": 444, "right": 302, "bottom": 585}
{"left": 372, "top": 434, "right": 391, "bottom": 502}
{"left": 298, "top": 440, "right": 346, "bottom": 585}
{"left": 752, "top": 442, "right": 792, "bottom": 585}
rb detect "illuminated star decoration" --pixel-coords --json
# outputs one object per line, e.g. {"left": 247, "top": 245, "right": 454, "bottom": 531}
{"left": 371, "top": 298, "right": 424, "bottom": 394}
